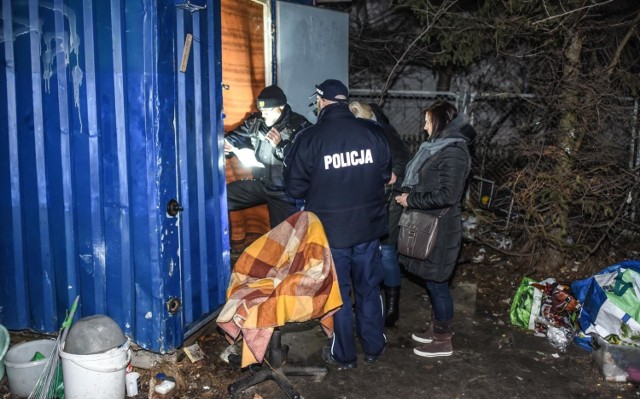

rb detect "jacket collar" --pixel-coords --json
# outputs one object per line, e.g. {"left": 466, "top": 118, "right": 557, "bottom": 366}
{"left": 316, "top": 102, "right": 352, "bottom": 122}
{"left": 272, "top": 104, "right": 293, "bottom": 127}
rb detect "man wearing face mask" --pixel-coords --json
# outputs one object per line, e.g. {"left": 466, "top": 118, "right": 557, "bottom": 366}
{"left": 284, "top": 79, "right": 392, "bottom": 370}
{"left": 225, "top": 85, "right": 311, "bottom": 228}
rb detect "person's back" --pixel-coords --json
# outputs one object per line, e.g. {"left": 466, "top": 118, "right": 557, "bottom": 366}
{"left": 286, "top": 102, "right": 391, "bottom": 247}
{"left": 284, "top": 79, "right": 390, "bottom": 370}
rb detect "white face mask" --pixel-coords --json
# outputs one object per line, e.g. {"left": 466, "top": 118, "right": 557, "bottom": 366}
{"left": 260, "top": 107, "right": 283, "bottom": 127}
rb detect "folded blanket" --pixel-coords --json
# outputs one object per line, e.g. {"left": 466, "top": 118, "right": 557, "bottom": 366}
{"left": 216, "top": 211, "right": 343, "bottom": 367}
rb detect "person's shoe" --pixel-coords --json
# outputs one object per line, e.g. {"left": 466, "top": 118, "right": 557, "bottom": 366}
{"left": 321, "top": 346, "right": 357, "bottom": 370}
{"left": 363, "top": 345, "right": 385, "bottom": 363}
{"left": 384, "top": 285, "right": 400, "bottom": 327}
{"left": 229, "top": 355, "right": 262, "bottom": 371}
{"left": 413, "top": 338, "right": 453, "bottom": 357}
{"left": 413, "top": 318, "right": 455, "bottom": 344}
{"left": 411, "top": 322, "right": 434, "bottom": 344}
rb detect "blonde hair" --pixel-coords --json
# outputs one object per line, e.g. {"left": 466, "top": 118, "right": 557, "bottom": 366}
{"left": 349, "top": 101, "right": 376, "bottom": 121}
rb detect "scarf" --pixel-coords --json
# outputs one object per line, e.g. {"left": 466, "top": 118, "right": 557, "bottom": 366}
{"left": 402, "top": 138, "right": 465, "bottom": 189}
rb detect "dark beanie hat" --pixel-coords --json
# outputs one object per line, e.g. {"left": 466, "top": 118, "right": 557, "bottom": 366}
{"left": 257, "top": 85, "right": 287, "bottom": 109}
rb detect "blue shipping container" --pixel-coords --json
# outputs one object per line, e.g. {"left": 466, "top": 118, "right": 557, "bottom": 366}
{"left": 0, "top": 0, "right": 230, "bottom": 352}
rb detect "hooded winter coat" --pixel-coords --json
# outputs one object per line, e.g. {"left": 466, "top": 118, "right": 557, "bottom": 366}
{"left": 399, "top": 115, "right": 472, "bottom": 282}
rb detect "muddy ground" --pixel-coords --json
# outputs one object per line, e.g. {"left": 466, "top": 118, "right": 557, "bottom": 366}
{"left": 2, "top": 242, "right": 640, "bottom": 399}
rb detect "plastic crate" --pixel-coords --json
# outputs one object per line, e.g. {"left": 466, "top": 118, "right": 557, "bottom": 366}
{"left": 591, "top": 336, "right": 640, "bottom": 382}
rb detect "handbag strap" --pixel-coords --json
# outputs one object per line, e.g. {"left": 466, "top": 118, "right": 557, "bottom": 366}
{"left": 436, "top": 207, "right": 450, "bottom": 218}
{"left": 404, "top": 207, "right": 450, "bottom": 218}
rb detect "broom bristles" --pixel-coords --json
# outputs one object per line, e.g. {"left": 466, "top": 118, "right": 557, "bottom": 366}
{"left": 29, "top": 296, "right": 80, "bottom": 399}
{"left": 28, "top": 337, "right": 61, "bottom": 399}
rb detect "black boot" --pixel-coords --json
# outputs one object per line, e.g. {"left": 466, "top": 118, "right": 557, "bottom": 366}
{"left": 384, "top": 285, "right": 400, "bottom": 327}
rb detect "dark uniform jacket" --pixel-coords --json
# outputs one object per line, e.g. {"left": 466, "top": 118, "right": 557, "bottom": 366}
{"left": 370, "top": 104, "right": 411, "bottom": 245}
{"left": 225, "top": 104, "right": 310, "bottom": 188}
{"left": 283, "top": 103, "right": 392, "bottom": 248}
{"left": 400, "top": 116, "right": 472, "bottom": 282}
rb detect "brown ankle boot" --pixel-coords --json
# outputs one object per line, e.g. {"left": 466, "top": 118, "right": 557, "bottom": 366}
{"left": 413, "top": 319, "right": 454, "bottom": 358}
{"left": 411, "top": 321, "right": 434, "bottom": 344}
{"left": 412, "top": 314, "right": 455, "bottom": 344}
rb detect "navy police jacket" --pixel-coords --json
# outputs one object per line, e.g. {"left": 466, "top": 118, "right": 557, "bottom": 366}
{"left": 284, "top": 103, "right": 392, "bottom": 248}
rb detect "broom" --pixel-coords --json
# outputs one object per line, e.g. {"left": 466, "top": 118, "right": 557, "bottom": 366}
{"left": 29, "top": 295, "right": 80, "bottom": 399}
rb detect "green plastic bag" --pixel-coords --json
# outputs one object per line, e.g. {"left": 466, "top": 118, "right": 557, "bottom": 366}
{"left": 510, "top": 277, "right": 541, "bottom": 330}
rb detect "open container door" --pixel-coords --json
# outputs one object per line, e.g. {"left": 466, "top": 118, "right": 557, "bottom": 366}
{"left": 175, "top": 0, "right": 231, "bottom": 344}
{"left": 276, "top": 1, "right": 349, "bottom": 123}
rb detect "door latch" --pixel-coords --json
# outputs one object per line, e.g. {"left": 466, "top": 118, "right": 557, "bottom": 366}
{"left": 166, "top": 199, "right": 184, "bottom": 217}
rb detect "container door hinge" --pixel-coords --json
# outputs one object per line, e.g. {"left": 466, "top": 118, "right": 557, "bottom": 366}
{"left": 166, "top": 298, "right": 182, "bottom": 314}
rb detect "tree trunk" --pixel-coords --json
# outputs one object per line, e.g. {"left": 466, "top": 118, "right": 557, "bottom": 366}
{"left": 436, "top": 69, "right": 452, "bottom": 91}
{"left": 553, "top": 33, "right": 584, "bottom": 243}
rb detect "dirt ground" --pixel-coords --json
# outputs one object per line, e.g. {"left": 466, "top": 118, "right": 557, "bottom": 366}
{"left": 2, "top": 242, "right": 640, "bottom": 399}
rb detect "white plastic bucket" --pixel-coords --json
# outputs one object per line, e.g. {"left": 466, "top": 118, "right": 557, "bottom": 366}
{"left": 59, "top": 338, "right": 131, "bottom": 399}
{"left": 3, "top": 339, "right": 57, "bottom": 398}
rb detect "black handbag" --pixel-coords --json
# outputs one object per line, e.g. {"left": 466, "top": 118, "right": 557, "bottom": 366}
{"left": 397, "top": 208, "right": 449, "bottom": 260}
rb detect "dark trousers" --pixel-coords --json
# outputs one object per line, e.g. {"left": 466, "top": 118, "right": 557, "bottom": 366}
{"left": 329, "top": 240, "right": 386, "bottom": 363}
{"left": 227, "top": 179, "right": 298, "bottom": 228}
{"left": 425, "top": 280, "right": 454, "bottom": 321}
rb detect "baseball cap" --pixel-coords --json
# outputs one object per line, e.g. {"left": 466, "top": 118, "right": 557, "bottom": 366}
{"left": 257, "top": 85, "right": 287, "bottom": 109}
{"left": 310, "top": 79, "right": 349, "bottom": 102}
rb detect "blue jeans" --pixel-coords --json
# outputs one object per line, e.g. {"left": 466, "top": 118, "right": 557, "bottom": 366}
{"left": 425, "top": 280, "right": 453, "bottom": 321}
{"left": 381, "top": 243, "right": 401, "bottom": 287}
{"left": 330, "top": 240, "right": 386, "bottom": 363}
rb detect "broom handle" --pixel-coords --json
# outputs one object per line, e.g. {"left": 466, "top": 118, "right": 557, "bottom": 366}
{"left": 60, "top": 295, "right": 80, "bottom": 344}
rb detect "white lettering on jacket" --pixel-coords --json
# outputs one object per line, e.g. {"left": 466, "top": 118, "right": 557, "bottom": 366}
{"left": 323, "top": 149, "right": 374, "bottom": 169}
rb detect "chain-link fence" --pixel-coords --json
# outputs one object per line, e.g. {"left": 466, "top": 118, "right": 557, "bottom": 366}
{"left": 350, "top": 89, "right": 640, "bottom": 242}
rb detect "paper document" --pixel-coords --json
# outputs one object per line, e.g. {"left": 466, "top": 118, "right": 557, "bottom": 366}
{"left": 234, "top": 148, "right": 264, "bottom": 168}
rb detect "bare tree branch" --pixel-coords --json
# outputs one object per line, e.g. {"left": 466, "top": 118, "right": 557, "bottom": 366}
{"left": 378, "top": 0, "right": 458, "bottom": 103}
{"left": 607, "top": 7, "right": 640, "bottom": 78}
{"left": 533, "top": 0, "right": 615, "bottom": 25}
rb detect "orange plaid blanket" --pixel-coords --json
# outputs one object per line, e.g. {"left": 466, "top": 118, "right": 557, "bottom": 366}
{"left": 216, "top": 211, "right": 343, "bottom": 367}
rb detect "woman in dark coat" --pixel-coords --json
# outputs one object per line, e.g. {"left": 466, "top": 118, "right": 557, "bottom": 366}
{"left": 394, "top": 101, "right": 473, "bottom": 358}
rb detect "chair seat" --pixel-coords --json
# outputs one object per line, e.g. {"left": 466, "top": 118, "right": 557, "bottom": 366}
{"left": 217, "top": 212, "right": 341, "bottom": 397}
{"left": 227, "top": 328, "right": 328, "bottom": 399}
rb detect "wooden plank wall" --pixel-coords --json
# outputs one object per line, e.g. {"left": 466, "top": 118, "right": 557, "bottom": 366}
{"left": 221, "top": 0, "right": 271, "bottom": 252}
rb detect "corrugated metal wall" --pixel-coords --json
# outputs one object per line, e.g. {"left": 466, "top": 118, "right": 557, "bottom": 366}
{"left": 0, "top": 0, "right": 230, "bottom": 353}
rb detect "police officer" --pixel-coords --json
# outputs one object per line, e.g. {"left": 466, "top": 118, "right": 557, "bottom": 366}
{"left": 225, "top": 85, "right": 311, "bottom": 228}
{"left": 284, "top": 79, "right": 392, "bottom": 369}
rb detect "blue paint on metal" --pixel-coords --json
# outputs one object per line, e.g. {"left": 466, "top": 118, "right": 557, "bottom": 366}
{"left": 193, "top": 13, "right": 210, "bottom": 309}
{"left": 109, "top": 0, "right": 132, "bottom": 325}
{"left": 176, "top": 7, "right": 194, "bottom": 333}
{"left": 0, "top": 0, "right": 28, "bottom": 328}
{"left": 0, "top": 0, "right": 230, "bottom": 353}
{"left": 208, "top": 0, "right": 231, "bottom": 309}
{"left": 53, "top": 0, "right": 79, "bottom": 314}
{"left": 30, "top": 0, "right": 57, "bottom": 332}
